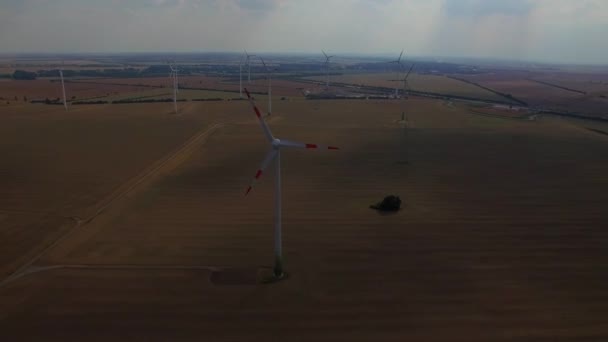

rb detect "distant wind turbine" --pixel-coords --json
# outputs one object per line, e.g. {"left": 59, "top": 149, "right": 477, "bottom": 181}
{"left": 401, "top": 62, "right": 415, "bottom": 101}
{"left": 259, "top": 57, "right": 275, "bottom": 116}
{"left": 239, "top": 52, "right": 246, "bottom": 98}
{"left": 168, "top": 62, "right": 179, "bottom": 114}
{"left": 245, "top": 51, "right": 256, "bottom": 84}
{"left": 399, "top": 62, "right": 415, "bottom": 164}
{"left": 243, "top": 88, "right": 339, "bottom": 279}
{"left": 59, "top": 69, "right": 68, "bottom": 111}
{"left": 322, "top": 50, "right": 334, "bottom": 90}
{"left": 388, "top": 49, "right": 405, "bottom": 98}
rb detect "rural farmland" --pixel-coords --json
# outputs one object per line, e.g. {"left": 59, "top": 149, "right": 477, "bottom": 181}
{"left": 2, "top": 90, "right": 608, "bottom": 340}
{"left": 1, "top": 2, "right": 608, "bottom": 338}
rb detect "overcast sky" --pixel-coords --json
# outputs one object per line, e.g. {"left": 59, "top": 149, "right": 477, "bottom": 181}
{"left": 0, "top": 0, "right": 606, "bottom": 64}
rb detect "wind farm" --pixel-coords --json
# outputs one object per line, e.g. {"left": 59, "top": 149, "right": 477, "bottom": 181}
{"left": 1, "top": 4, "right": 608, "bottom": 339}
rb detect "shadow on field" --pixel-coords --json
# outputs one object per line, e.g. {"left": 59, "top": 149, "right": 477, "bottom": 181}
{"left": 209, "top": 267, "right": 262, "bottom": 286}
{"left": 209, "top": 267, "right": 289, "bottom": 286}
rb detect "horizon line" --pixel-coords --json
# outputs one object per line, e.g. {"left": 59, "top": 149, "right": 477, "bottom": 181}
{"left": 0, "top": 51, "right": 606, "bottom": 68}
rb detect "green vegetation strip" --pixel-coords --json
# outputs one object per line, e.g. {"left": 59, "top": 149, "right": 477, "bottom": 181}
{"left": 527, "top": 79, "right": 587, "bottom": 95}
{"left": 469, "top": 109, "right": 531, "bottom": 121}
{"left": 446, "top": 76, "right": 528, "bottom": 106}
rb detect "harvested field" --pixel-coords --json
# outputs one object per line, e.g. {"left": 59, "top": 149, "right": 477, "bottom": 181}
{"left": 0, "top": 102, "right": 227, "bottom": 278}
{"left": 532, "top": 71, "right": 608, "bottom": 93}
{"left": 1, "top": 97, "right": 607, "bottom": 340}
{"left": 79, "top": 76, "right": 306, "bottom": 97}
{"left": 0, "top": 79, "right": 152, "bottom": 102}
{"left": 461, "top": 72, "right": 608, "bottom": 117}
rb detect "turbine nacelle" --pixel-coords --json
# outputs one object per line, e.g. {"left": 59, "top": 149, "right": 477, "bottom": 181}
{"left": 272, "top": 138, "right": 281, "bottom": 149}
{"left": 243, "top": 87, "right": 339, "bottom": 196}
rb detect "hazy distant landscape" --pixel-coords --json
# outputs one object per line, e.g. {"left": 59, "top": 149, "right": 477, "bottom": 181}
{"left": 2, "top": 52, "right": 607, "bottom": 120}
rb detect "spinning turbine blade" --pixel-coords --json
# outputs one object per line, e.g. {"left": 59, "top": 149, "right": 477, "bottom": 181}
{"left": 403, "top": 63, "right": 416, "bottom": 93}
{"left": 404, "top": 63, "right": 415, "bottom": 81}
{"left": 278, "top": 139, "right": 339, "bottom": 150}
{"left": 244, "top": 88, "right": 274, "bottom": 142}
{"left": 260, "top": 57, "right": 267, "bottom": 70}
{"left": 245, "top": 150, "right": 278, "bottom": 195}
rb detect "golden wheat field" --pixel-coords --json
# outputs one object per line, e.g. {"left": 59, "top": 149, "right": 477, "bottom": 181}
{"left": 1, "top": 97, "right": 608, "bottom": 340}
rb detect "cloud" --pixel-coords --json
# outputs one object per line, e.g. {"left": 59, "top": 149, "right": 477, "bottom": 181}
{"left": 443, "top": 0, "right": 534, "bottom": 17}
{"left": 0, "top": 0, "right": 606, "bottom": 64}
{"left": 234, "top": 0, "right": 286, "bottom": 11}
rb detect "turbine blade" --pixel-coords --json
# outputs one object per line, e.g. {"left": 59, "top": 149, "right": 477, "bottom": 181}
{"left": 244, "top": 88, "right": 274, "bottom": 142}
{"left": 279, "top": 139, "right": 339, "bottom": 150}
{"left": 322, "top": 50, "right": 328, "bottom": 59}
{"left": 245, "top": 150, "right": 278, "bottom": 195}
{"left": 259, "top": 57, "right": 268, "bottom": 72}
{"left": 398, "top": 49, "right": 404, "bottom": 63}
{"left": 404, "top": 63, "right": 415, "bottom": 81}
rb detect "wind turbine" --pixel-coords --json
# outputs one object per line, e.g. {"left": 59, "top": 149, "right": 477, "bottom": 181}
{"left": 243, "top": 88, "right": 339, "bottom": 278}
{"left": 170, "top": 64, "right": 179, "bottom": 93}
{"left": 168, "top": 62, "right": 179, "bottom": 114}
{"left": 239, "top": 52, "right": 246, "bottom": 98}
{"left": 259, "top": 57, "right": 275, "bottom": 116}
{"left": 59, "top": 69, "right": 68, "bottom": 111}
{"left": 245, "top": 51, "right": 256, "bottom": 84}
{"left": 322, "top": 50, "right": 334, "bottom": 90}
{"left": 399, "top": 62, "right": 415, "bottom": 164}
{"left": 388, "top": 50, "right": 404, "bottom": 98}
{"left": 401, "top": 62, "right": 415, "bottom": 102}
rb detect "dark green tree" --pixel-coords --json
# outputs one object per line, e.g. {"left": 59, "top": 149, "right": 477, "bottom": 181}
{"left": 12, "top": 70, "right": 37, "bottom": 80}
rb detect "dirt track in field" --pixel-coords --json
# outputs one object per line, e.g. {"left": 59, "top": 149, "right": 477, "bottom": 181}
{"left": 0, "top": 115, "right": 225, "bottom": 287}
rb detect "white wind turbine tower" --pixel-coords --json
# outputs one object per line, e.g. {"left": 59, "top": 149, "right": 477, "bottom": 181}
{"left": 388, "top": 49, "right": 404, "bottom": 98}
{"left": 245, "top": 51, "right": 256, "bottom": 84}
{"left": 171, "top": 64, "right": 179, "bottom": 93}
{"left": 259, "top": 57, "right": 275, "bottom": 116}
{"left": 399, "top": 62, "right": 415, "bottom": 164}
{"left": 59, "top": 68, "right": 67, "bottom": 111}
{"left": 239, "top": 52, "right": 246, "bottom": 98}
{"left": 168, "top": 63, "right": 179, "bottom": 114}
{"left": 322, "top": 50, "right": 334, "bottom": 90}
{"left": 243, "top": 88, "right": 339, "bottom": 278}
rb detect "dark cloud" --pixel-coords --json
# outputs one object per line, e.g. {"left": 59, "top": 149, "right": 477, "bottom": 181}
{"left": 443, "top": 0, "right": 534, "bottom": 17}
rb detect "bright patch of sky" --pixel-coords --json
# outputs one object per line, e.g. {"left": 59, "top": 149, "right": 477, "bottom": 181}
{"left": 0, "top": 0, "right": 606, "bottom": 64}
